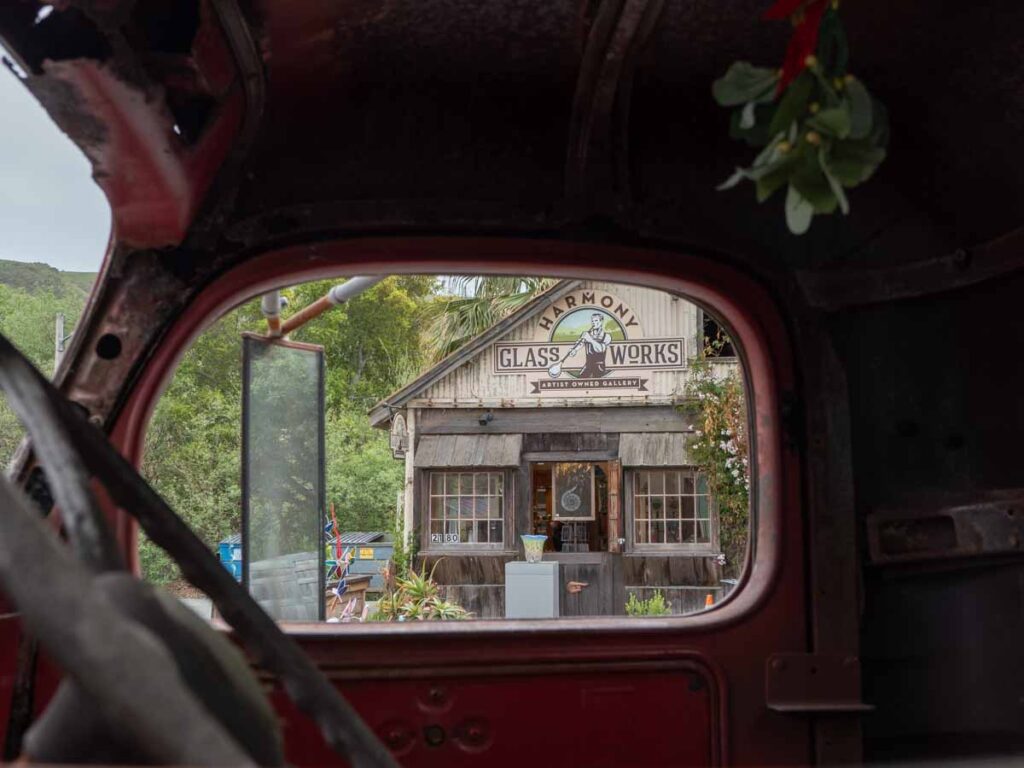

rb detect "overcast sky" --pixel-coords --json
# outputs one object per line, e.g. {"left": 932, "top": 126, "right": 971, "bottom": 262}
{"left": 0, "top": 45, "right": 110, "bottom": 273}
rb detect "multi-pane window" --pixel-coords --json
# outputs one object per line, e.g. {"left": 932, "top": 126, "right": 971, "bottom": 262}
{"left": 428, "top": 471, "right": 504, "bottom": 546}
{"left": 633, "top": 469, "right": 711, "bottom": 547}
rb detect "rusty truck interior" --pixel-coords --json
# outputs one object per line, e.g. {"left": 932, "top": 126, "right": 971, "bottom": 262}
{"left": 1, "top": 0, "right": 1023, "bottom": 765}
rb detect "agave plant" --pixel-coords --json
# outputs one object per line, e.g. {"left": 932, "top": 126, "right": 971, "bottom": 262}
{"left": 370, "top": 558, "right": 471, "bottom": 622}
{"left": 425, "top": 597, "right": 470, "bottom": 621}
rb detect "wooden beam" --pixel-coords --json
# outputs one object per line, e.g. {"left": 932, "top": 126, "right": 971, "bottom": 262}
{"left": 417, "top": 406, "right": 694, "bottom": 434}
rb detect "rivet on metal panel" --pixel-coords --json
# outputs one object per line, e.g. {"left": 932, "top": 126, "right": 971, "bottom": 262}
{"left": 453, "top": 718, "right": 493, "bottom": 753}
{"left": 378, "top": 720, "right": 415, "bottom": 756}
{"left": 418, "top": 685, "right": 451, "bottom": 714}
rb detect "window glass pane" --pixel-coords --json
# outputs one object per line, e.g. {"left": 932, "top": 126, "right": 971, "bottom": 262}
{"left": 476, "top": 520, "right": 489, "bottom": 543}
{"left": 460, "top": 473, "right": 474, "bottom": 495}
{"left": 445, "top": 498, "right": 459, "bottom": 518}
{"left": 475, "top": 473, "right": 488, "bottom": 495}
{"left": 666, "top": 521, "right": 681, "bottom": 544}
{"left": 429, "top": 473, "right": 443, "bottom": 494}
{"left": 445, "top": 473, "right": 459, "bottom": 494}
{"left": 665, "top": 471, "right": 679, "bottom": 494}
{"left": 635, "top": 496, "right": 649, "bottom": 521}
{"left": 648, "top": 472, "right": 664, "bottom": 494}
{"left": 488, "top": 496, "right": 501, "bottom": 518}
{"left": 459, "top": 498, "right": 474, "bottom": 518}
{"left": 651, "top": 498, "right": 665, "bottom": 520}
{"left": 651, "top": 521, "right": 665, "bottom": 543}
{"left": 636, "top": 471, "right": 650, "bottom": 494}
{"left": 696, "top": 520, "right": 711, "bottom": 543}
{"left": 445, "top": 520, "right": 459, "bottom": 537}
{"left": 430, "top": 519, "right": 443, "bottom": 536}
{"left": 459, "top": 520, "right": 473, "bottom": 543}
{"left": 683, "top": 473, "right": 695, "bottom": 494}
{"left": 666, "top": 496, "right": 680, "bottom": 520}
{"left": 489, "top": 520, "right": 503, "bottom": 543}
{"left": 681, "top": 496, "right": 694, "bottom": 519}
{"left": 696, "top": 473, "right": 708, "bottom": 495}
{"left": 635, "top": 520, "right": 649, "bottom": 544}
{"left": 682, "top": 520, "right": 696, "bottom": 543}
{"left": 696, "top": 495, "right": 710, "bottom": 520}
{"left": 474, "top": 497, "right": 488, "bottom": 517}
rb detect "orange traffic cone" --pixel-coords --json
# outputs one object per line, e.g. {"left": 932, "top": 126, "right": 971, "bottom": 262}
{"left": 705, "top": 593, "right": 714, "bottom": 608}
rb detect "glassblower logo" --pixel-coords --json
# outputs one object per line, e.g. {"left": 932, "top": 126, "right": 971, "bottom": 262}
{"left": 492, "top": 290, "right": 686, "bottom": 395}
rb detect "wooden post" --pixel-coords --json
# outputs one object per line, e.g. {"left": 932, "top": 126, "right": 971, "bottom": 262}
{"left": 402, "top": 408, "right": 416, "bottom": 549}
{"left": 606, "top": 459, "right": 622, "bottom": 553}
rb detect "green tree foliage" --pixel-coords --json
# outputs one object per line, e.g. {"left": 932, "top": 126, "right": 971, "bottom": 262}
{"left": 422, "top": 276, "right": 555, "bottom": 362}
{"left": 0, "top": 280, "right": 87, "bottom": 465}
{"left": 139, "top": 277, "right": 432, "bottom": 582}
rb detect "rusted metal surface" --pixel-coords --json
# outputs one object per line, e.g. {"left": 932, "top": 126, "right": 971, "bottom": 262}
{"left": 867, "top": 493, "right": 1024, "bottom": 565}
{"left": 765, "top": 653, "right": 871, "bottom": 714}
{"left": 1, "top": 0, "right": 1023, "bottom": 763}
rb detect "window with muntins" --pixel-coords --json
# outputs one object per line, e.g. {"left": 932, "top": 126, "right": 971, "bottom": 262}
{"left": 428, "top": 471, "right": 504, "bottom": 546}
{"left": 633, "top": 469, "right": 712, "bottom": 547}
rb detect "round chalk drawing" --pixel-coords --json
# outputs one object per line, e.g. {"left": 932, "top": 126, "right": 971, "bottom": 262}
{"left": 561, "top": 485, "right": 582, "bottom": 512}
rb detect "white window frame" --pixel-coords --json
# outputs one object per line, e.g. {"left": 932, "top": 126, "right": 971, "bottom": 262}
{"left": 422, "top": 468, "right": 511, "bottom": 553}
{"left": 626, "top": 467, "right": 717, "bottom": 554}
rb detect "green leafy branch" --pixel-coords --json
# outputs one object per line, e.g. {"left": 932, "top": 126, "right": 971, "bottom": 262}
{"left": 712, "top": 4, "right": 888, "bottom": 234}
{"left": 684, "top": 337, "right": 749, "bottom": 579}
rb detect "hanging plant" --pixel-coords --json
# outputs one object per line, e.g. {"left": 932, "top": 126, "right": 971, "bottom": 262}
{"left": 712, "top": 0, "right": 888, "bottom": 234}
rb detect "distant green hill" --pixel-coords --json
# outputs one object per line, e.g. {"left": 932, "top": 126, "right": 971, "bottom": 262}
{"left": 0, "top": 259, "right": 96, "bottom": 298}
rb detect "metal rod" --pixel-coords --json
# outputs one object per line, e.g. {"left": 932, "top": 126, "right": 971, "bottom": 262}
{"left": 279, "top": 276, "right": 384, "bottom": 336}
{"left": 261, "top": 291, "right": 282, "bottom": 337}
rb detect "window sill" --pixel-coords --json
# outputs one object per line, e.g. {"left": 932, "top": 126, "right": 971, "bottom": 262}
{"left": 421, "top": 549, "right": 518, "bottom": 557}
{"left": 625, "top": 547, "right": 716, "bottom": 557}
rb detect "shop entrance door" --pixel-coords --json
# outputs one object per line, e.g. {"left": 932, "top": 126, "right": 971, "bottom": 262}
{"left": 530, "top": 460, "right": 624, "bottom": 616}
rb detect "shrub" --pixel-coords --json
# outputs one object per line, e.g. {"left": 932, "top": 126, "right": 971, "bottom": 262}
{"left": 625, "top": 591, "right": 671, "bottom": 616}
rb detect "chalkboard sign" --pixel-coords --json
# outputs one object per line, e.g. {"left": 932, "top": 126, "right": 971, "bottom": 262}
{"left": 552, "top": 462, "right": 595, "bottom": 521}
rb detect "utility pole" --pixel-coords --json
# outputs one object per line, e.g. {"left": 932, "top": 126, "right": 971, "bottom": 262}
{"left": 54, "top": 313, "right": 66, "bottom": 372}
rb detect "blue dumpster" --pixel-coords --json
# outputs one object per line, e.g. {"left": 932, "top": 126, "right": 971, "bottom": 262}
{"left": 218, "top": 532, "right": 243, "bottom": 581}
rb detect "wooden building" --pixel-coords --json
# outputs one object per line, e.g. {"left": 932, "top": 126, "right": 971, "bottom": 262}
{"left": 369, "top": 280, "right": 740, "bottom": 618}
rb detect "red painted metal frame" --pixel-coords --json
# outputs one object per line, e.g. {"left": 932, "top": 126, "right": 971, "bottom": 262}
{"left": 37, "top": 58, "right": 243, "bottom": 249}
{"left": 108, "top": 237, "right": 808, "bottom": 765}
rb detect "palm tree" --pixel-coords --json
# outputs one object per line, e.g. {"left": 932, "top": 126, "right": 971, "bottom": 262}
{"left": 423, "top": 276, "right": 557, "bottom": 362}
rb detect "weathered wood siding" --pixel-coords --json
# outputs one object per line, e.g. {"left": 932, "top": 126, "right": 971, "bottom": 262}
{"left": 413, "top": 281, "right": 701, "bottom": 405}
{"left": 420, "top": 553, "right": 515, "bottom": 619}
{"left": 623, "top": 555, "right": 722, "bottom": 587}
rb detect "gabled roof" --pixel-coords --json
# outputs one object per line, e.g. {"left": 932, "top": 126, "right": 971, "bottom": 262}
{"left": 368, "top": 279, "right": 581, "bottom": 427}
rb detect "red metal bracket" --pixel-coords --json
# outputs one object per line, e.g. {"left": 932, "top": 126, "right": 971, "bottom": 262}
{"left": 765, "top": 653, "right": 872, "bottom": 714}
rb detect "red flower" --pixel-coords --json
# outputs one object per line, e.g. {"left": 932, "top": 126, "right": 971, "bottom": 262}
{"left": 772, "top": 0, "right": 827, "bottom": 93}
